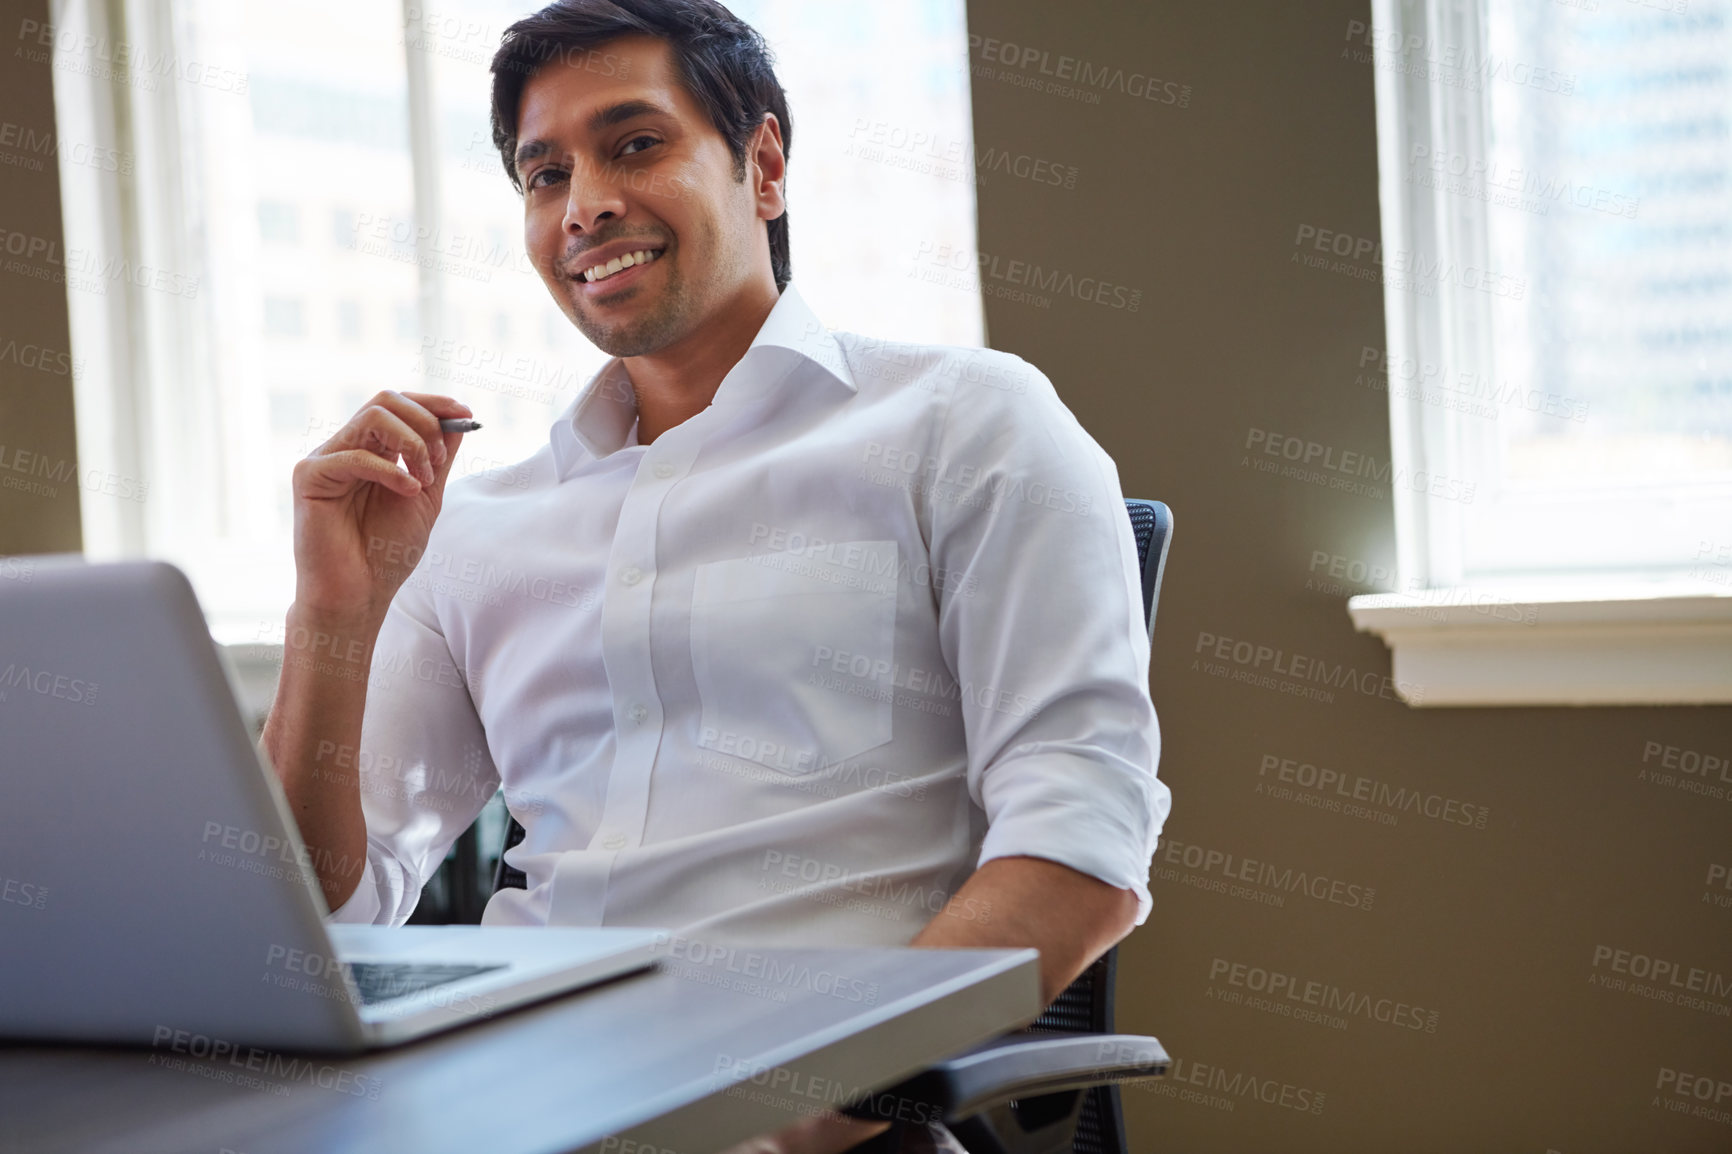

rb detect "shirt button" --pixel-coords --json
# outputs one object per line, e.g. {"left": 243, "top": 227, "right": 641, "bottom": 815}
{"left": 620, "top": 566, "right": 642, "bottom": 585}
{"left": 653, "top": 462, "right": 675, "bottom": 480}
{"left": 602, "top": 833, "right": 627, "bottom": 851}
{"left": 629, "top": 704, "right": 648, "bottom": 722}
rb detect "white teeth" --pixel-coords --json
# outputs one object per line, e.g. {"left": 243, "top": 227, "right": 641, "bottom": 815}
{"left": 584, "top": 249, "right": 661, "bottom": 283}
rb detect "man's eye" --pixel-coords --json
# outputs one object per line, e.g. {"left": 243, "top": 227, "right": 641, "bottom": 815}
{"left": 619, "top": 134, "right": 659, "bottom": 157}
{"left": 528, "top": 168, "right": 568, "bottom": 189}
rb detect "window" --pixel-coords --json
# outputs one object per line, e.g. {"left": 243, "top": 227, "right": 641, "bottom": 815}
{"left": 1354, "top": 0, "right": 1732, "bottom": 705}
{"left": 337, "top": 299, "right": 364, "bottom": 342}
{"left": 330, "top": 207, "right": 357, "bottom": 248}
{"left": 256, "top": 200, "right": 299, "bottom": 244}
{"left": 263, "top": 297, "right": 305, "bottom": 338}
{"left": 395, "top": 300, "right": 420, "bottom": 343}
{"left": 54, "top": 0, "right": 982, "bottom": 642}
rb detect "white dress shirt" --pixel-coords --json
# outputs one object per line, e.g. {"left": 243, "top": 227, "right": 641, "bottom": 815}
{"left": 329, "top": 283, "right": 1170, "bottom": 947}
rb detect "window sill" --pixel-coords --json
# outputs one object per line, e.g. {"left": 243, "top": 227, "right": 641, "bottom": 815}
{"left": 1346, "top": 587, "right": 1732, "bottom": 707}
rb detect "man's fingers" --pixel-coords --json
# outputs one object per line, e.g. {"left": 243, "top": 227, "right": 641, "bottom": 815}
{"left": 395, "top": 393, "right": 476, "bottom": 486}
{"left": 397, "top": 391, "right": 473, "bottom": 419}
{"left": 296, "top": 448, "right": 424, "bottom": 500}
{"left": 352, "top": 390, "right": 460, "bottom": 475}
{"left": 432, "top": 427, "right": 464, "bottom": 486}
{"left": 327, "top": 406, "right": 436, "bottom": 485}
{"left": 398, "top": 391, "right": 475, "bottom": 473}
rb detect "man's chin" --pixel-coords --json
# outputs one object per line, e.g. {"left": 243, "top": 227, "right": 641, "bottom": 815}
{"left": 572, "top": 296, "right": 685, "bottom": 359}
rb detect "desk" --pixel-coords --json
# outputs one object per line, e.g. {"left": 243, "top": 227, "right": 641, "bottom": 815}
{"left": 0, "top": 946, "right": 1040, "bottom": 1154}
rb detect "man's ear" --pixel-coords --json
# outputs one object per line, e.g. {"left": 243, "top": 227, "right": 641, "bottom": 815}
{"left": 751, "top": 112, "right": 787, "bottom": 223}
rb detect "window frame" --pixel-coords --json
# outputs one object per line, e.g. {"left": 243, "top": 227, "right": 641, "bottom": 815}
{"left": 1352, "top": 0, "right": 1732, "bottom": 707}
{"left": 56, "top": 0, "right": 449, "bottom": 644}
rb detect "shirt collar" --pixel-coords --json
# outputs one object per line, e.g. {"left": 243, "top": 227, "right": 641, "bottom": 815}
{"left": 549, "top": 282, "right": 855, "bottom": 475}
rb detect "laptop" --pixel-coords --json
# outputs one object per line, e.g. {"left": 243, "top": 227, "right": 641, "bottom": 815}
{"left": 0, "top": 555, "right": 664, "bottom": 1052}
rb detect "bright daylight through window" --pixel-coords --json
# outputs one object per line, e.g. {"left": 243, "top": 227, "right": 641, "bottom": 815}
{"left": 53, "top": 0, "right": 981, "bottom": 642}
{"left": 1351, "top": 0, "right": 1732, "bottom": 705}
{"left": 1374, "top": 0, "right": 1731, "bottom": 589}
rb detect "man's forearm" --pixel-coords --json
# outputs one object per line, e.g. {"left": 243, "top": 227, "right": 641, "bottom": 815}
{"left": 257, "top": 604, "right": 385, "bottom": 912}
{"left": 721, "top": 858, "right": 1138, "bottom": 1154}
{"left": 910, "top": 856, "right": 1139, "bottom": 1007}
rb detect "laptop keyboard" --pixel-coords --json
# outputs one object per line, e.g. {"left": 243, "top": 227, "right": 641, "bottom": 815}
{"left": 344, "top": 961, "right": 506, "bottom": 1005}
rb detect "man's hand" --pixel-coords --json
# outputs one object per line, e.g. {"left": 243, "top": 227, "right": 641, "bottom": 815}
{"left": 910, "top": 856, "right": 1139, "bottom": 1007}
{"left": 262, "top": 390, "right": 473, "bottom": 911}
{"left": 290, "top": 389, "right": 473, "bottom": 625}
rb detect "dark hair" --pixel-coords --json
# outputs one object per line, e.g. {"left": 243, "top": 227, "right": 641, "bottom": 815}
{"left": 491, "top": 0, "right": 793, "bottom": 292}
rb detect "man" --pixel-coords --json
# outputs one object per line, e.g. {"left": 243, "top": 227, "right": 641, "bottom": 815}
{"left": 262, "top": 1, "right": 1170, "bottom": 1150}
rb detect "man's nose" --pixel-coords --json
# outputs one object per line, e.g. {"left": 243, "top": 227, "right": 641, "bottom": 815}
{"left": 563, "top": 159, "right": 628, "bottom": 236}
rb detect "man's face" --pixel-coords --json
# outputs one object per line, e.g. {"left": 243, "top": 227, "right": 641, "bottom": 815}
{"left": 513, "top": 34, "right": 783, "bottom": 358}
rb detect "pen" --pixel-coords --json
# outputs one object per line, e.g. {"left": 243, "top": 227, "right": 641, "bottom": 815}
{"left": 440, "top": 418, "right": 483, "bottom": 433}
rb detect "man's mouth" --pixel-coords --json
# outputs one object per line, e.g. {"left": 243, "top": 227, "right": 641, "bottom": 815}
{"left": 579, "top": 248, "right": 665, "bottom": 284}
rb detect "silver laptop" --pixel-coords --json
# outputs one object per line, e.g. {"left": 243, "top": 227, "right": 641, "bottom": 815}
{"left": 0, "top": 555, "right": 663, "bottom": 1052}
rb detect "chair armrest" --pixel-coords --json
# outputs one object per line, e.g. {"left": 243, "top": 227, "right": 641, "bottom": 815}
{"left": 843, "top": 1030, "right": 1169, "bottom": 1122}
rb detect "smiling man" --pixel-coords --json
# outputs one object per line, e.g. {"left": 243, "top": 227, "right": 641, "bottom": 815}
{"left": 261, "top": 2, "right": 1169, "bottom": 1152}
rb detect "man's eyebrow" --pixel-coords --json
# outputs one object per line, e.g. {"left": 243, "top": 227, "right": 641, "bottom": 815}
{"left": 514, "top": 139, "right": 552, "bottom": 172}
{"left": 514, "top": 101, "right": 673, "bottom": 174}
{"left": 587, "top": 98, "right": 673, "bottom": 133}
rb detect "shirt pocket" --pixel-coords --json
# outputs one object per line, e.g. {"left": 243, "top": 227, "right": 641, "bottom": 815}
{"left": 690, "top": 541, "right": 898, "bottom": 774}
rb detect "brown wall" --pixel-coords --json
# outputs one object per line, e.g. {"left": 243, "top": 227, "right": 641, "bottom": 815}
{"left": 963, "top": 2, "right": 1732, "bottom": 1150}
{"left": 9, "top": 0, "right": 1728, "bottom": 1146}
{"left": 0, "top": 0, "right": 83, "bottom": 556}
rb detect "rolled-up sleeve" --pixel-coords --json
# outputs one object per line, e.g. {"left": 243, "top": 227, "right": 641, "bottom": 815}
{"left": 928, "top": 353, "right": 1171, "bottom": 925}
{"left": 326, "top": 570, "right": 499, "bottom": 925}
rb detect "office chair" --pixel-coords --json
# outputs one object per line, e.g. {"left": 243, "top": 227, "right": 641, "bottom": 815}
{"left": 491, "top": 499, "right": 1175, "bottom": 1154}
